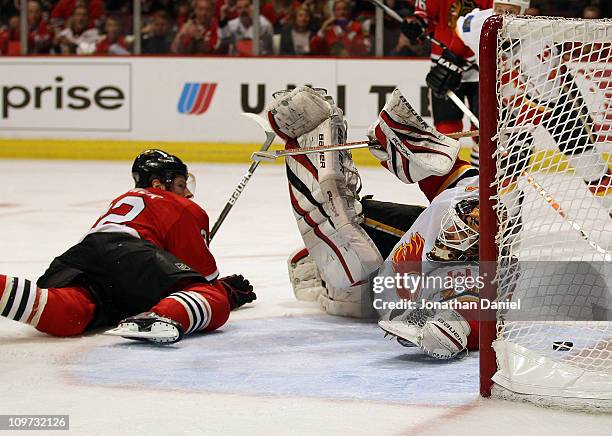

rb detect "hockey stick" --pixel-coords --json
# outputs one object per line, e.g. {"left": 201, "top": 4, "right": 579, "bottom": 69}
{"left": 209, "top": 113, "right": 276, "bottom": 241}
{"left": 519, "top": 170, "right": 611, "bottom": 261}
{"left": 251, "top": 129, "right": 479, "bottom": 162}
{"left": 368, "top": 0, "right": 479, "bottom": 127}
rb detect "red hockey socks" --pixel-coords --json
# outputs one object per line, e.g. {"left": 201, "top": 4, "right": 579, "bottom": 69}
{"left": 0, "top": 275, "right": 95, "bottom": 336}
{"left": 151, "top": 282, "right": 230, "bottom": 335}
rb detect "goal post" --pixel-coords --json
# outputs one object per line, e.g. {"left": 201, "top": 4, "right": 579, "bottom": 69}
{"left": 478, "top": 15, "right": 612, "bottom": 409}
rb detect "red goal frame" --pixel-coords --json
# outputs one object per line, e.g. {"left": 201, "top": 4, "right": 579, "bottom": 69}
{"left": 478, "top": 14, "right": 504, "bottom": 398}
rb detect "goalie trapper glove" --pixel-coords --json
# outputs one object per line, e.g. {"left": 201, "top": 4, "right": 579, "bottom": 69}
{"left": 219, "top": 274, "right": 256, "bottom": 310}
{"left": 400, "top": 16, "right": 427, "bottom": 43}
{"left": 426, "top": 51, "right": 465, "bottom": 98}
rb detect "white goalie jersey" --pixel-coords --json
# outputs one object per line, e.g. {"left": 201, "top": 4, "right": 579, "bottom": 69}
{"left": 374, "top": 175, "right": 480, "bottom": 309}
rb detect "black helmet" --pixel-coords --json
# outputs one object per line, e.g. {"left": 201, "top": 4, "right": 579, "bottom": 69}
{"left": 132, "top": 149, "right": 188, "bottom": 188}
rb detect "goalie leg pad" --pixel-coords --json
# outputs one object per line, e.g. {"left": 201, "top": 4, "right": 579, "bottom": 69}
{"left": 288, "top": 248, "right": 326, "bottom": 302}
{"left": 318, "top": 279, "right": 374, "bottom": 318}
{"left": 286, "top": 113, "right": 384, "bottom": 295}
{"left": 267, "top": 86, "right": 333, "bottom": 139}
{"left": 368, "top": 88, "right": 460, "bottom": 183}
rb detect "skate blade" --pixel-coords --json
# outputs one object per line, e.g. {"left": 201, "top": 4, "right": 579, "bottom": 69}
{"left": 104, "top": 325, "right": 180, "bottom": 344}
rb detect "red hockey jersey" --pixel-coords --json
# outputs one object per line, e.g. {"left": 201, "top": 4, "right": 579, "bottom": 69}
{"left": 415, "top": 0, "right": 492, "bottom": 59}
{"left": 88, "top": 188, "right": 218, "bottom": 281}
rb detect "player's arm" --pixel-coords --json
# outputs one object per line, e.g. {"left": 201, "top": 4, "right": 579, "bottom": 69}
{"left": 166, "top": 204, "right": 219, "bottom": 281}
{"left": 168, "top": 204, "right": 256, "bottom": 309}
{"left": 400, "top": 0, "right": 430, "bottom": 43}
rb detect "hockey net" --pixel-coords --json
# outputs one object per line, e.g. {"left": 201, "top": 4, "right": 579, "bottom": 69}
{"left": 479, "top": 15, "right": 612, "bottom": 412}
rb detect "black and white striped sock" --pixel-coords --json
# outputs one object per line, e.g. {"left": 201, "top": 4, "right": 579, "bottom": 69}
{"left": 0, "top": 275, "right": 47, "bottom": 327}
{"left": 167, "top": 291, "right": 212, "bottom": 334}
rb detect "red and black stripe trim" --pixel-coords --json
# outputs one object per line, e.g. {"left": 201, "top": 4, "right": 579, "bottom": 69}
{"left": 286, "top": 165, "right": 333, "bottom": 228}
{"left": 288, "top": 186, "right": 355, "bottom": 284}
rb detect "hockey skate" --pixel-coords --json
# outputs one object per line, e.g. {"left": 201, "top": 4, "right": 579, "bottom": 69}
{"left": 104, "top": 312, "right": 184, "bottom": 344}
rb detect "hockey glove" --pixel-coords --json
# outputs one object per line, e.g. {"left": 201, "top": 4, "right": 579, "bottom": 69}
{"left": 400, "top": 16, "right": 427, "bottom": 43}
{"left": 219, "top": 274, "right": 256, "bottom": 310}
{"left": 426, "top": 51, "right": 464, "bottom": 98}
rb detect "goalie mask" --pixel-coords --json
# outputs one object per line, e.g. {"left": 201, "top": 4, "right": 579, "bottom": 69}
{"left": 132, "top": 149, "right": 190, "bottom": 190}
{"left": 429, "top": 198, "right": 479, "bottom": 261}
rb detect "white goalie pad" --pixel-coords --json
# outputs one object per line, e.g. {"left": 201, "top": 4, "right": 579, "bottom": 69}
{"left": 267, "top": 86, "right": 333, "bottom": 139}
{"left": 287, "top": 248, "right": 326, "bottom": 302}
{"left": 368, "top": 88, "right": 460, "bottom": 183}
{"left": 285, "top": 103, "right": 383, "bottom": 317}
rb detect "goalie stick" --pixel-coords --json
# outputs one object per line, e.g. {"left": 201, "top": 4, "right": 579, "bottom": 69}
{"left": 209, "top": 113, "right": 276, "bottom": 241}
{"left": 251, "top": 129, "right": 479, "bottom": 162}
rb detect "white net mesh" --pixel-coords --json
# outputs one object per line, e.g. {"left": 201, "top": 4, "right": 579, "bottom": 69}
{"left": 490, "top": 16, "right": 612, "bottom": 405}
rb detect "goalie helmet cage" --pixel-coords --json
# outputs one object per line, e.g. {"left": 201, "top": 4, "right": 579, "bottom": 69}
{"left": 479, "top": 15, "right": 612, "bottom": 411}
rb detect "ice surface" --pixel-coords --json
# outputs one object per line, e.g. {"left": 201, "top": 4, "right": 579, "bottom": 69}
{"left": 0, "top": 160, "right": 610, "bottom": 435}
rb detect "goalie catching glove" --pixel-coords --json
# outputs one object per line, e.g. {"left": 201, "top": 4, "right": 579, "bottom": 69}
{"left": 379, "top": 309, "right": 471, "bottom": 359}
{"left": 219, "top": 274, "right": 256, "bottom": 309}
{"left": 368, "top": 88, "right": 460, "bottom": 183}
{"left": 426, "top": 51, "right": 464, "bottom": 98}
{"left": 267, "top": 86, "right": 333, "bottom": 139}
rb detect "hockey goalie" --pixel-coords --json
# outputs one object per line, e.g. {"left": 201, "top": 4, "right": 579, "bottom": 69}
{"left": 266, "top": 85, "right": 504, "bottom": 360}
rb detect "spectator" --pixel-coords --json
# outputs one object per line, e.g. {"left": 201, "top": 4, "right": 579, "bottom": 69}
{"left": 26, "top": 0, "right": 53, "bottom": 53}
{"left": 142, "top": 10, "right": 174, "bottom": 54}
{"left": 51, "top": 0, "right": 106, "bottom": 29}
{"left": 0, "top": 1, "right": 19, "bottom": 26}
{"left": 302, "top": 0, "right": 324, "bottom": 30}
{"left": 0, "top": 16, "right": 19, "bottom": 55}
{"left": 279, "top": 5, "right": 315, "bottom": 55}
{"left": 221, "top": 0, "right": 273, "bottom": 55}
{"left": 0, "top": 1, "right": 53, "bottom": 55}
{"left": 171, "top": 0, "right": 221, "bottom": 54}
{"left": 582, "top": 5, "right": 602, "bottom": 18}
{"left": 310, "top": 0, "right": 369, "bottom": 57}
{"left": 95, "top": 16, "right": 130, "bottom": 54}
{"left": 219, "top": 0, "right": 239, "bottom": 25}
{"left": 262, "top": 0, "right": 299, "bottom": 34}
{"left": 389, "top": 32, "right": 428, "bottom": 57}
{"left": 175, "top": 0, "right": 191, "bottom": 30}
{"left": 54, "top": 6, "right": 100, "bottom": 54}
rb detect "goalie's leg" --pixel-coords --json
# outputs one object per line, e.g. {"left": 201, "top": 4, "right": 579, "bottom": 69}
{"left": 269, "top": 87, "right": 384, "bottom": 317}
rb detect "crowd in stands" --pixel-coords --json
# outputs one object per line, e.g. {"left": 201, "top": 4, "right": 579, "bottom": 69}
{"left": 0, "top": 0, "right": 609, "bottom": 56}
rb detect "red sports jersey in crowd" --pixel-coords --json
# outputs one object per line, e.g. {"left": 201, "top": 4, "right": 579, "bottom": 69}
{"left": 90, "top": 187, "right": 219, "bottom": 281}
{"left": 0, "top": 19, "right": 53, "bottom": 54}
{"left": 95, "top": 35, "right": 130, "bottom": 54}
{"left": 415, "top": 0, "right": 492, "bottom": 59}
{"left": 51, "top": 0, "right": 106, "bottom": 27}
{"left": 310, "top": 21, "right": 369, "bottom": 57}
{"left": 173, "top": 20, "right": 221, "bottom": 54}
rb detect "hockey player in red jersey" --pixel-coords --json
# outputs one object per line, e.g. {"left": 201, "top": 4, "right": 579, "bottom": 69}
{"left": 401, "top": 0, "right": 492, "bottom": 166}
{"left": 0, "top": 150, "right": 255, "bottom": 344}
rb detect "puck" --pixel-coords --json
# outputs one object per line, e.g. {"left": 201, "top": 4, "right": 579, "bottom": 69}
{"left": 552, "top": 341, "right": 573, "bottom": 351}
